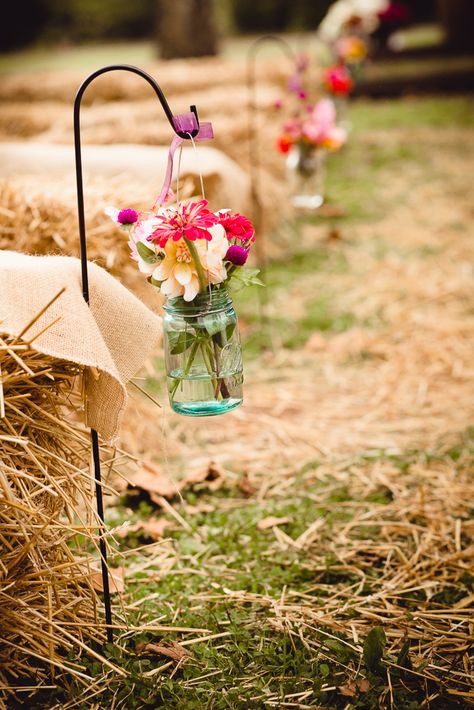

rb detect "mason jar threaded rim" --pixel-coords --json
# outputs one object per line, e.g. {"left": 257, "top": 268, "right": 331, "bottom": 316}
{"left": 163, "top": 286, "right": 233, "bottom": 316}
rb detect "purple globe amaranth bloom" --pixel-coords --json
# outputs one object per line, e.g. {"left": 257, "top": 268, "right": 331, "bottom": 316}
{"left": 226, "top": 244, "right": 248, "bottom": 266}
{"left": 118, "top": 208, "right": 138, "bottom": 225}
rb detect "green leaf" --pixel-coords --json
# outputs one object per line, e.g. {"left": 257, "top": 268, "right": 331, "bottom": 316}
{"left": 319, "top": 663, "right": 330, "bottom": 678}
{"left": 198, "top": 312, "right": 229, "bottom": 336}
{"left": 212, "top": 321, "right": 237, "bottom": 348}
{"left": 396, "top": 640, "right": 412, "bottom": 670}
{"left": 363, "top": 627, "right": 386, "bottom": 673}
{"left": 229, "top": 267, "right": 265, "bottom": 290}
{"left": 150, "top": 277, "right": 161, "bottom": 288}
{"left": 168, "top": 331, "right": 196, "bottom": 355}
{"left": 136, "top": 241, "right": 159, "bottom": 264}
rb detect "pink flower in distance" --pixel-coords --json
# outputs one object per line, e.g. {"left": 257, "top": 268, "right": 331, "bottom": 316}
{"left": 217, "top": 211, "right": 255, "bottom": 243}
{"left": 148, "top": 199, "right": 218, "bottom": 248}
{"left": 323, "top": 64, "right": 353, "bottom": 96}
{"left": 283, "top": 117, "right": 303, "bottom": 141}
{"left": 302, "top": 98, "right": 337, "bottom": 144}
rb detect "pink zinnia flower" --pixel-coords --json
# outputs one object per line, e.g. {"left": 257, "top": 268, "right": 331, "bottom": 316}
{"left": 148, "top": 199, "right": 218, "bottom": 248}
{"left": 217, "top": 211, "right": 255, "bottom": 243}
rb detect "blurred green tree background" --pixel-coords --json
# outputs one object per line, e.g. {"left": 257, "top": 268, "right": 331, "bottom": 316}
{"left": 1, "top": 0, "right": 462, "bottom": 57}
{"left": 2, "top": 0, "right": 342, "bottom": 52}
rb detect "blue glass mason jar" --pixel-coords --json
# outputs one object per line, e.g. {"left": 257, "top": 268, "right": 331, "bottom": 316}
{"left": 163, "top": 288, "right": 243, "bottom": 416}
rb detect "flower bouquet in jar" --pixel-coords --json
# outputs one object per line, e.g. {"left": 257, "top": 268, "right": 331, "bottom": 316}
{"left": 276, "top": 96, "right": 347, "bottom": 210}
{"left": 106, "top": 201, "right": 259, "bottom": 416}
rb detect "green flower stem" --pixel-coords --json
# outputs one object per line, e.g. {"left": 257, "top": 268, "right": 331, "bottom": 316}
{"left": 184, "top": 237, "right": 207, "bottom": 293}
{"left": 213, "top": 340, "right": 231, "bottom": 399}
{"left": 169, "top": 336, "right": 200, "bottom": 400}
{"left": 204, "top": 340, "right": 221, "bottom": 399}
{"left": 201, "top": 340, "right": 218, "bottom": 395}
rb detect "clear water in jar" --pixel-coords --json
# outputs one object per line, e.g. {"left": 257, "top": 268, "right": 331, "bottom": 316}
{"left": 168, "top": 364, "right": 243, "bottom": 416}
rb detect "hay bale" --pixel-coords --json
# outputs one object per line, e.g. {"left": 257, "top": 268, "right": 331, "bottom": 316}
{"left": 0, "top": 56, "right": 290, "bottom": 234}
{"left": 0, "top": 142, "right": 251, "bottom": 216}
{"left": 0, "top": 329, "right": 110, "bottom": 707}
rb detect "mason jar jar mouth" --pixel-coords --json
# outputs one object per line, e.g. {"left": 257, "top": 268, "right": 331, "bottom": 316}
{"left": 164, "top": 287, "right": 233, "bottom": 316}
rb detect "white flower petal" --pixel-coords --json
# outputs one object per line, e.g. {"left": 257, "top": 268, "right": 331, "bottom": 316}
{"left": 154, "top": 255, "right": 176, "bottom": 281}
{"left": 174, "top": 262, "right": 192, "bottom": 285}
{"left": 183, "top": 276, "right": 200, "bottom": 302}
{"left": 138, "top": 259, "right": 155, "bottom": 275}
{"left": 104, "top": 206, "right": 120, "bottom": 222}
{"left": 161, "top": 277, "right": 183, "bottom": 298}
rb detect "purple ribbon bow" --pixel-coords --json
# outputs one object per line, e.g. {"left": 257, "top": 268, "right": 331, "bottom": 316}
{"left": 154, "top": 112, "right": 214, "bottom": 207}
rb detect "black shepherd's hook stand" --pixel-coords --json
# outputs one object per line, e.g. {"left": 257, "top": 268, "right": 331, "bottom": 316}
{"left": 74, "top": 64, "right": 200, "bottom": 644}
{"left": 246, "top": 36, "right": 297, "bottom": 267}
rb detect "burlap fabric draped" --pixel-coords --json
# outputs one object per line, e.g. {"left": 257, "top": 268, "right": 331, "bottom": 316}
{"left": 0, "top": 251, "right": 162, "bottom": 442}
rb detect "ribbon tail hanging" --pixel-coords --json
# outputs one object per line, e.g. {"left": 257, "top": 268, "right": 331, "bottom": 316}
{"left": 154, "top": 116, "right": 214, "bottom": 208}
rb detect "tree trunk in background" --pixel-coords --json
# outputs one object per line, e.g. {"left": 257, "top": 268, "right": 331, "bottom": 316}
{"left": 437, "top": 0, "right": 474, "bottom": 52}
{"left": 157, "top": 0, "right": 218, "bottom": 59}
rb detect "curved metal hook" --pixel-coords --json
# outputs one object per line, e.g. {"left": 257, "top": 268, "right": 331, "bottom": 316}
{"left": 74, "top": 63, "right": 200, "bottom": 301}
{"left": 247, "top": 33, "right": 297, "bottom": 70}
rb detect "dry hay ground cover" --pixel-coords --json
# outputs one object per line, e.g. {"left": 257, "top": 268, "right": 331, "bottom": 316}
{"left": 2, "top": 94, "right": 474, "bottom": 709}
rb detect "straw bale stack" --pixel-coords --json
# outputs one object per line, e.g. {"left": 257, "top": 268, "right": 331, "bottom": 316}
{"left": 0, "top": 328, "right": 109, "bottom": 707}
{"left": 0, "top": 56, "right": 289, "bottom": 234}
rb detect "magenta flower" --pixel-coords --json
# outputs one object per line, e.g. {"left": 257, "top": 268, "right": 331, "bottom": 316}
{"left": 226, "top": 244, "right": 248, "bottom": 266}
{"left": 148, "top": 199, "right": 218, "bottom": 248}
{"left": 288, "top": 72, "right": 303, "bottom": 94}
{"left": 217, "top": 211, "right": 255, "bottom": 243}
{"left": 118, "top": 208, "right": 138, "bottom": 225}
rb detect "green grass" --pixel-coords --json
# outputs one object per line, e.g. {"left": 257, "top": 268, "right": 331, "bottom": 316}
{"left": 25, "top": 441, "right": 473, "bottom": 709}
{"left": 350, "top": 95, "right": 474, "bottom": 130}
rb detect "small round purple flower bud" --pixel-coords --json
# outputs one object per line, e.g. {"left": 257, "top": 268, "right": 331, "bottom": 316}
{"left": 226, "top": 245, "right": 248, "bottom": 266}
{"left": 117, "top": 208, "right": 138, "bottom": 225}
